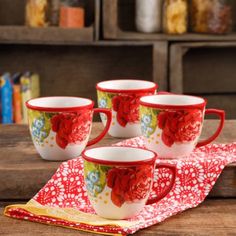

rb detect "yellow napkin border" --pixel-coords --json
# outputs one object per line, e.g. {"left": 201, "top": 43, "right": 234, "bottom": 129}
{"left": 4, "top": 199, "right": 139, "bottom": 234}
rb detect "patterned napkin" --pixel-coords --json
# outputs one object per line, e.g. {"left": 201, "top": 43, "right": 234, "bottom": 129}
{"left": 4, "top": 137, "right": 236, "bottom": 235}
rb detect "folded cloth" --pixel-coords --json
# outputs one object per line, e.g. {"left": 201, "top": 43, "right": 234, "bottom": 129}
{"left": 4, "top": 137, "right": 236, "bottom": 235}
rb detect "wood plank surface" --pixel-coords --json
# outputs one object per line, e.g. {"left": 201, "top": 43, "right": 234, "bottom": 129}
{"left": 0, "top": 199, "right": 236, "bottom": 235}
{"left": 0, "top": 121, "right": 235, "bottom": 200}
{"left": 153, "top": 42, "right": 168, "bottom": 91}
{"left": 0, "top": 26, "right": 94, "bottom": 44}
{"left": 170, "top": 42, "right": 236, "bottom": 94}
{"left": 0, "top": 44, "right": 152, "bottom": 102}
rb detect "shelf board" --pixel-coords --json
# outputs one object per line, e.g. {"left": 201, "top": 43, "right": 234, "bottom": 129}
{"left": 116, "top": 30, "right": 236, "bottom": 42}
{"left": 0, "top": 26, "right": 94, "bottom": 44}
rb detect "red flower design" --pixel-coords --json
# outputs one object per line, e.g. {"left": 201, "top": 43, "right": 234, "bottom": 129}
{"left": 51, "top": 111, "right": 92, "bottom": 149}
{"left": 158, "top": 109, "right": 203, "bottom": 147}
{"left": 107, "top": 165, "right": 153, "bottom": 207}
{"left": 112, "top": 93, "right": 151, "bottom": 127}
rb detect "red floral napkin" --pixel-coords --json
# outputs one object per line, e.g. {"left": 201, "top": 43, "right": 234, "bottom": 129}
{"left": 4, "top": 138, "right": 236, "bottom": 235}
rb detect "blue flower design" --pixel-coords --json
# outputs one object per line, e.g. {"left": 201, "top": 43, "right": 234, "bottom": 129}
{"left": 88, "top": 171, "right": 100, "bottom": 183}
{"left": 141, "top": 114, "right": 154, "bottom": 137}
{"left": 34, "top": 119, "right": 44, "bottom": 129}
{"left": 142, "top": 114, "right": 152, "bottom": 125}
{"left": 99, "top": 98, "right": 107, "bottom": 108}
{"left": 85, "top": 179, "right": 94, "bottom": 194}
{"left": 31, "top": 117, "right": 46, "bottom": 142}
{"left": 85, "top": 171, "right": 102, "bottom": 196}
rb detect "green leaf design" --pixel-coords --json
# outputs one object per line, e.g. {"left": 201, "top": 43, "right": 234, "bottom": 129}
{"left": 97, "top": 90, "right": 115, "bottom": 109}
{"left": 140, "top": 105, "right": 159, "bottom": 137}
{"left": 84, "top": 161, "right": 111, "bottom": 197}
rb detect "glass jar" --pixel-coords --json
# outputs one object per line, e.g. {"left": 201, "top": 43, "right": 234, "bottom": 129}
{"left": 25, "top": 0, "right": 49, "bottom": 27}
{"left": 135, "top": 0, "right": 163, "bottom": 33}
{"left": 59, "top": 0, "right": 85, "bottom": 28}
{"left": 190, "top": 0, "right": 232, "bottom": 34}
{"left": 163, "top": 0, "right": 188, "bottom": 34}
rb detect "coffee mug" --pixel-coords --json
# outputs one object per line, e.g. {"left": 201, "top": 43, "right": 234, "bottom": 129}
{"left": 26, "top": 96, "right": 112, "bottom": 161}
{"left": 82, "top": 146, "right": 176, "bottom": 219}
{"left": 140, "top": 94, "right": 225, "bottom": 158}
{"left": 96, "top": 79, "right": 157, "bottom": 138}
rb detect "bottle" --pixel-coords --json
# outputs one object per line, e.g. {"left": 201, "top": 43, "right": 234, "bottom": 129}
{"left": 25, "top": 0, "right": 48, "bottom": 27}
{"left": 135, "top": 0, "right": 163, "bottom": 33}
{"left": 163, "top": 0, "right": 188, "bottom": 34}
{"left": 190, "top": 0, "right": 232, "bottom": 34}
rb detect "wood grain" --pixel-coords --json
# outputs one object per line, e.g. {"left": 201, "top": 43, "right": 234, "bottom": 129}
{"left": 0, "top": 121, "right": 235, "bottom": 200}
{"left": 0, "top": 44, "right": 152, "bottom": 103}
{"left": 0, "top": 26, "right": 94, "bottom": 44}
{"left": 153, "top": 42, "right": 168, "bottom": 91}
{"left": 0, "top": 199, "right": 236, "bottom": 235}
{"left": 170, "top": 42, "right": 236, "bottom": 94}
{"left": 169, "top": 42, "right": 236, "bottom": 119}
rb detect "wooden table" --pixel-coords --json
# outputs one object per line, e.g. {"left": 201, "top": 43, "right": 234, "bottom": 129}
{"left": 0, "top": 121, "right": 236, "bottom": 235}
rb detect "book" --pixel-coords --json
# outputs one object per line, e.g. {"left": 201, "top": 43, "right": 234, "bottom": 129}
{"left": 12, "top": 73, "right": 23, "bottom": 124}
{"left": 21, "top": 72, "right": 32, "bottom": 124}
{"left": 31, "top": 73, "right": 40, "bottom": 98}
{"left": 0, "top": 73, "right": 13, "bottom": 124}
{"left": 20, "top": 72, "right": 40, "bottom": 124}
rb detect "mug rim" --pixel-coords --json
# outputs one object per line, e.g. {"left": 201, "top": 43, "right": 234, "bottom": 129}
{"left": 96, "top": 79, "right": 158, "bottom": 93}
{"left": 82, "top": 146, "right": 157, "bottom": 166}
{"left": 26, "top": 96, "right": 94, "bottom": 112}
{"left": 140, "top": 94, "right": 207, "bottom": 109}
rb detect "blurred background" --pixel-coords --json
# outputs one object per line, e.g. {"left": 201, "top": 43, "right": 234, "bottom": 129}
{"left": 0, "top": 0, "right": 235, "bottom": 124}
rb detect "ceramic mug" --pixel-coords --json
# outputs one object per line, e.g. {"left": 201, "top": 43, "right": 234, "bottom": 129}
{"left": 82, "top": 146, "right": 176, "bottom": 219}
{"left": 140, "top": 94, "right": 225, "bottom": 158}
{"left": 96, "top": 80, "right": 157, "bottom": 138}
{"left": 26, "top": 96, "right": 112, "bottom": 161}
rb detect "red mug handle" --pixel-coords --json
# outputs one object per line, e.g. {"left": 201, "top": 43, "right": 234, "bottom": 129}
{"left": 87, "top": 108, "right": 112, "bottom": 146}
{"left": 196, "top": 109, "right": 225, "bottom": 148}
{"left": 147, "top": 163, "right": 176, "bottom": 205}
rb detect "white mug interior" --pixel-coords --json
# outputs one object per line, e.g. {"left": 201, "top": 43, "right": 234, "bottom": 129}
{"left": 84, "top": 146, "right": 156, "bottom": 163}
{"left": 27, "top": 96, "right": 93, "bottom": 108}
{"left": 140, "top": 94, "right": 205, "bottom": 106}
{"left": 97, "top": 79, "right": 156, "bottom": 91}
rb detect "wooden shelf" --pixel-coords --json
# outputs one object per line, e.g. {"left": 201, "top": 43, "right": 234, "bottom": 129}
{"left": 113, "top": 31, "right": 236, "bottom": 42}
{"left": 103, "top": 0, "right": 236, "bottom": 41}
{"left": 0, "top": 26, "right": 94, "bottom": 44}
{"left": 0, "top": 0, "right": 100, "bottom": 43}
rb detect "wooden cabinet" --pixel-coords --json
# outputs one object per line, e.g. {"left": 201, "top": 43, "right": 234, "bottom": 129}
{"left": 0, "top": 0, "right": 99, "bottom": 42}
{"left": 103, "top": 0, "right": 236, "bottom": 41}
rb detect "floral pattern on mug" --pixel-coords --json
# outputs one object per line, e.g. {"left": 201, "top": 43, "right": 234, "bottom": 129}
{"left": 157, "top": 109, "right": 203, "bottom": 147}
{"left": 98, "top": 90, "right": 154, "bottom": 127}
{"left": 107, "top": 165, "right": 153, "bottom": 207}
{"left": 112, "top": 94, "right": 141, "bottom": 127}
{"left": 140, "top": 105, "right": 159, "bottom": 138}
{"left": 97, "top": 90, "right": 114, "bottom": 122}
{"left": 84, "top": 161, "right": 153, "bottom": 208}
{"left": 28, "top": 110, "right": 53, "bottom": 144}
{"left": 84, "top": 161, "right": 110, "bottom": 197}
{"left": 28, "top": 109, "right": 92, "bottom": 149}
{"left": 51, "top": 110, "right": 92, "bottom": 149}
{"left": 97, "top": 90, "right": 114, "bottom": 109}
